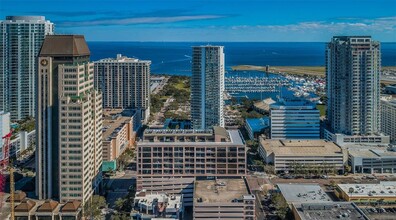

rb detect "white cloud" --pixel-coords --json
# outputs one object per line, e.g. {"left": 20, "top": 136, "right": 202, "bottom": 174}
{"left": 59, "top": 15, "right": 225, "bottom": 27}
{"left": 232, "top": 16, "right": 396, "bottom": 33}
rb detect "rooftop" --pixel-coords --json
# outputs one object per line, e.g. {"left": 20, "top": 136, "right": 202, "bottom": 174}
{"left": 134, "top": 193, "right": 182, "bottom": 212}
{"left": 5, "top": 16, "right": 46, "bottom": 21}
{"left": 36, "top": 200, "right": 60, "bottom": 212}
{"left": 39, "top": 35, "right": 90, "bottom": 57}
{"left": 141, "top": 127, "right": 244, "bottom": 146}
{"left": 270, "top": 98, "right": 317, "bottom": 110}
{"left": 278, "top": 184, "right": 332, "bottom": 204}
{"left": 194, "top": 178, "right": 250, "bottom": 203}
{"left": 61, "top": 200, "right": 81, "bottom": 212}
{"left": 260, "top": 139, "right": 343, "bottom": 156}
{"left": 14, "top": 199, "right": 37, "bottom": 212}
{"left": 348, "top": 147, "right": 396, "bottom": 159}
{"left": 381, "top": 95, "right": 396, "bottom": 106}
{"left": 96, "top": 54, "right": 151, "bottom": 64}
{"left": 246, "top": 117, "right": 270, "bottom": 132}
{"left": 293, "top": 202, "right": 369, "bottom": 220}
{"left": 254, "top": 98, "right": 276, "bottom": 111}
{"left": 103, "top": 109, "right": 136, "bottom": 141}
{"left": 337, "top": 182, "right": 396, "bottom": 198}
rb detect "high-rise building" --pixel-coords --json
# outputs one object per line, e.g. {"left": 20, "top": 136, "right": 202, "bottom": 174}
{"left": 326, "top": 36, "right": 381, "bottom": 136}
{"left": 191, "top": 46, "right": 225, "bottom": 129}
{"left": 380, "top": 96, "right": 396, "bottom": 143}
{"left": 0, "top": 111, "right": 10, "bottom": 158}
{"left": 0, "top": 16, "right": 54, "bottom": 120}
{"left": 36, "top": 35, "right": 102, "bottom": 204}
{"left": 270, "top": 98, "right": 320, "bottom": 139}
{"left": 94, "top": 54, "right": 151, "bottom": 121}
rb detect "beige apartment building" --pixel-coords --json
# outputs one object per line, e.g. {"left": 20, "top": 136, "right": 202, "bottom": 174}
{"left": 137, "top": 127, "right": 246, "bottom": 205}
{"left": 102, "top": 109, "right": 140, "bottom": 163}
{"left": 193, "top": 178, "right": 255, "bottom": 220}
{"left": 36, "top": 35, "right": 103, "bottom": 204}
{"left": 94, "top": 54, "right": 151, "bottom": 121}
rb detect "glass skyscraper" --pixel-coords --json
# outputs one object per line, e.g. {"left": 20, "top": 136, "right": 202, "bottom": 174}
{"left": 0, "top": 16, "right": 54, "bottom": 120}
{"left": 191, "top": 46, "right": 225, "bottom": 129}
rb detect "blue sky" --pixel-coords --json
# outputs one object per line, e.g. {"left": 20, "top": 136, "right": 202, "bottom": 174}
{"left": 1, "top": 0, "right": 395, "bottom": 42}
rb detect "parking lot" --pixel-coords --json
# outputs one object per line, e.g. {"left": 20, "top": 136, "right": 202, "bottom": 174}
{"left": 362, "top": 207, "right": 396, "bottom": 220}
{"left": 104, "top": 170, "right": 136, "bottom": 208}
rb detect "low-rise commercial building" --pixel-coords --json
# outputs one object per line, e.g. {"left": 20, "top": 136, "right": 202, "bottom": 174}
{"left": 193, "top": 178, "right": 255, "bottom": 220}
{"left": 348, "top": 146, "right": 396, "bottom": 174}
{"left": 131, "top": 191, "right": 183, "bottom": 220}
{"left": 245, "top": 117, "right": 270, "bottom": 140}
{"left": 277, "top": 184, "right": 332, "bottom": 205}
{"left": 102, "top": 109, "right": 141, "bottom": 171}
{"left": 258, "top": 138, "right": 344, "bottom": 173}
{"left": 335, "top": 182, "right": 396, "bottom": 205}
{"left": 137, "top": 127, "right": 246, "bottom": 206}
{"left": 292, "top": 202, "right": 368, "bottom": 220}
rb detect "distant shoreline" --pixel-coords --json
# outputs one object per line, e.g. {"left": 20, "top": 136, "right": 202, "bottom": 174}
{"left": 231, "top": 65, "right": 325, "bottom": 77}
{"left": 231, "top": 65, "right": 396, "bottom": 80}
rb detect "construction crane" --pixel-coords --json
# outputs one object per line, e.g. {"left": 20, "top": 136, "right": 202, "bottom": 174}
{"left": 0, "top": 130, "right": 14, "bottom": 220}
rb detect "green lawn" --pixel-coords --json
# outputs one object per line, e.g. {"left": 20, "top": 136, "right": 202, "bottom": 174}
{"left": 316, "top": 104, "right": 326, "bottom": 116}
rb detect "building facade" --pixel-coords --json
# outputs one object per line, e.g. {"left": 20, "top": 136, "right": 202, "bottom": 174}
{"left": 36, "top": 35, "right": 102, "bottom": 204}
{"left": 0, "top": 111, "right": 10, "bottom": 154}
{"left": 245, "top": 117, "right": 270, "bottom": 140}
{"left": 348, "top": 146, "right": 396, "bottom": 174}
{"left": 102, "top": 109, "right": 140, "bottom": 171}
{"left": 270, "top": 98, "right": 320, "bottom": 139}
{"left": 193, "top": 178, "right": 255, "bottom": 220}
{"left": 380, "top": 96, "right": 396, "bottom": 144}
{"left": 94, "top": 54, "right": 151, "bottom": 121}
{"left": 326, "top": 36, "right": 381, "bottom": 136}
{"left": 137, "top": 127, "right": 246, "bottom": 206}
{"left": 191, "top": 46, "right": 225, "bottom": 129}
{"left": 0, "top": 16, "right": 54, "bottom": 120}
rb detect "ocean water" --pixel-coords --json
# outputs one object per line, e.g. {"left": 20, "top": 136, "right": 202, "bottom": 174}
{"left": 88, "top": 42, "right": 396, "bottom": 76}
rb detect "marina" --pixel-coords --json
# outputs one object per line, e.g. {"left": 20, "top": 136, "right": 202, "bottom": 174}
{"left": 224, "top": 71, "right": 325, "bottom": 101}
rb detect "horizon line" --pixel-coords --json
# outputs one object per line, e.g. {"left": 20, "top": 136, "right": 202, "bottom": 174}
{"left": 86, "top": 40, "right": 396, "bottom": 43}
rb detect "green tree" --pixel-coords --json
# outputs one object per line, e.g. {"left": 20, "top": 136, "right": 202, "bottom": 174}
{"left": 272, "top": 192, "right": 289, "bottom": 220}
{"left": 84, "top": 195, "right": 106, "bottom": 220}
{"left": 117, "top": 148, "right": 136, "bottom": 171}
{"left": 112, "top": 214, "right": 129, "bottom": 220}
{"left": 246, "top": 140, "right": 259, "bottom": 152}
{"left": 114, "top": 198, "right": 127, "bottom": 211}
